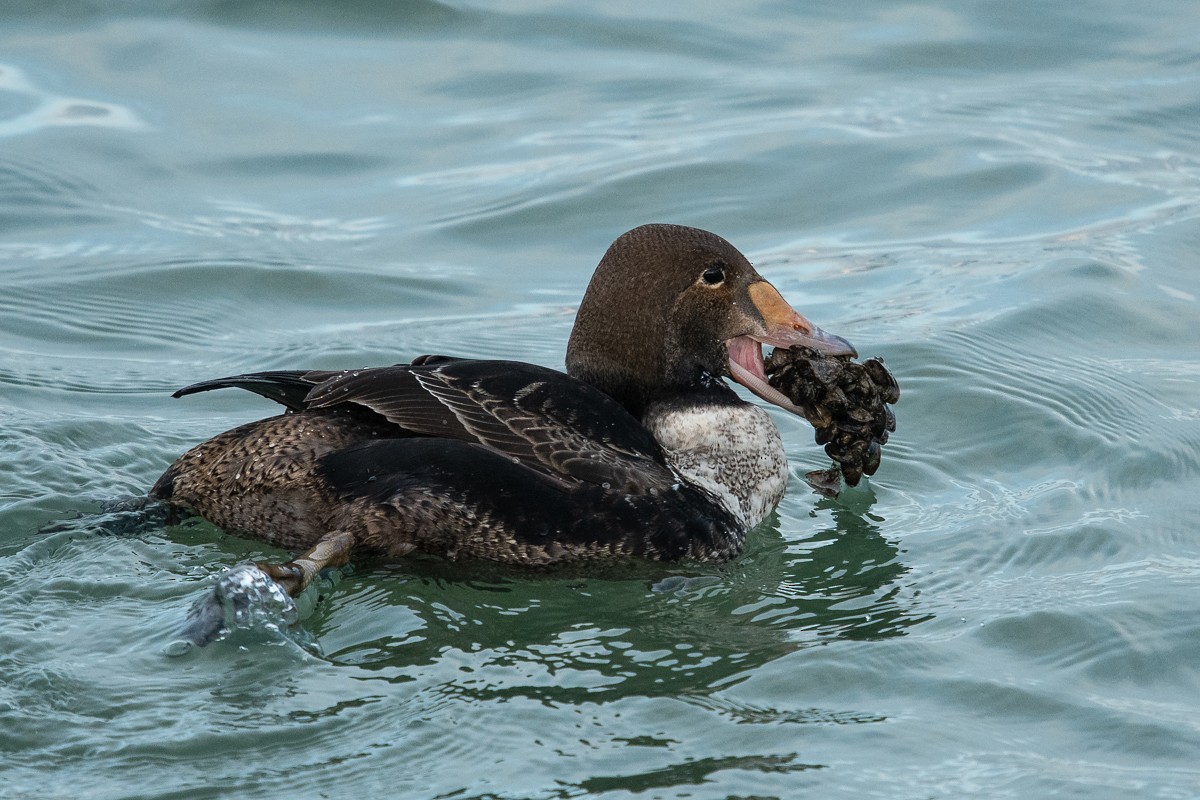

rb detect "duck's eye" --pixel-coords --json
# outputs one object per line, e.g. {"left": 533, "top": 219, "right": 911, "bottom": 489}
{"left": 701, "top": 265, "right": 726, "bottom": 286}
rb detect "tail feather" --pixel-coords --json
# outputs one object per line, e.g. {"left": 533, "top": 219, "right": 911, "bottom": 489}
{"left": 172, "top": 370, "right": 319, "bottom": 410}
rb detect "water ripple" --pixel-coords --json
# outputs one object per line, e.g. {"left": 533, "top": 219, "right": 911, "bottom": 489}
{"left": 0, "top": 63, "right": 146, "bottom": 139}
{"left": 2, "top": 5, "right": 1200, "bottom": 799}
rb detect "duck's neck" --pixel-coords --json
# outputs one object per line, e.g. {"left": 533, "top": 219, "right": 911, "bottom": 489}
{"left": 642, "top": 381, "right": 788, "bottom": 530}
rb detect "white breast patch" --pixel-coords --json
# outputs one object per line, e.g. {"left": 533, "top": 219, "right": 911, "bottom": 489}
{"left": 645, "top": 403, "right": 788, "bottom": 529}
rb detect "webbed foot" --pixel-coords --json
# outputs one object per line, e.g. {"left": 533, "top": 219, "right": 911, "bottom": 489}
{"left": 256, "top": 530, "right": 356, "bottom": 597}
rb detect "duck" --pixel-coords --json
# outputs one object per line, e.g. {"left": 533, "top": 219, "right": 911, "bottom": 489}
{"left": 151, "top": 224, "right": 856, "bottom": 597}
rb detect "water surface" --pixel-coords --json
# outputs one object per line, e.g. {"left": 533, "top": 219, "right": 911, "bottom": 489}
{"left": 2, "top": 2, "right": 1200, "bottom": 798}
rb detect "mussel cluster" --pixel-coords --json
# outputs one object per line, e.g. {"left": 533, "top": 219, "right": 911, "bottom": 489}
{"left": 764, "top": 346, "right": 899, "bottom": 490}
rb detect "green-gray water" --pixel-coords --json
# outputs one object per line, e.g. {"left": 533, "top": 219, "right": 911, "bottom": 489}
{"left": 3, "top": 2, "right": 1199, "bottom": 798}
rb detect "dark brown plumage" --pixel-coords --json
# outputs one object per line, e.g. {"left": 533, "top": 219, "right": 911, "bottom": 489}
{"left": 152, "top": 224, "right": 860, "bottom": 601}
{"left": 154, "top": 359, "right": 740, "bottom": 566}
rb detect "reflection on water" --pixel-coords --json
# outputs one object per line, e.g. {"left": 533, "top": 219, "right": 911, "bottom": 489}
{"left": 309, "top": 494, "right": 924, "bottom": 706}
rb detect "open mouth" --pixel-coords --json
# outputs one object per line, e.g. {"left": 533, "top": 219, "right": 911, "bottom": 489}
{"left": 726, "top": 336, "right": 804, "bottom": 412}
{"left": 726, "top": 327, "right": 856, "bottom": 414}
{"left": 731, "top": 279, "right": 857, "bottom": 413}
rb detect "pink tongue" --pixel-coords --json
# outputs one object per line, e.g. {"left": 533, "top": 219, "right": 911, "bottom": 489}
{"left": 725, "top": 336, "right": 804, "bottom": 413}
{"left": 726, "top": 336, "right": 767, "bottom": 382}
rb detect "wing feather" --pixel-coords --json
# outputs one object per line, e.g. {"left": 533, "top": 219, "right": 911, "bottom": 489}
{"left": 177, "top": 357, "right": 675, "bottom": 493}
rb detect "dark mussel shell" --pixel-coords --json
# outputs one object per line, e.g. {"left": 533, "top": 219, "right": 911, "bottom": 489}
{"left": 765, "top": 346, "right": 899, "bottom": 490}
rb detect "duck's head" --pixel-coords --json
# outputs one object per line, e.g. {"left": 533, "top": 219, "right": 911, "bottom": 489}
{"left": 566, "top": 223, "right": 856, "bottom": 417}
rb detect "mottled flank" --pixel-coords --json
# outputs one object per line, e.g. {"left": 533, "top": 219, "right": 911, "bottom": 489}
{"left": 153, "top": 411, "right": 383, "bottom": 551}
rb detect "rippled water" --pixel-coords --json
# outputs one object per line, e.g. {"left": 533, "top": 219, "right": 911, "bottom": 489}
{"left": 3, "top": 2, "right": 1200, "bottom": 798}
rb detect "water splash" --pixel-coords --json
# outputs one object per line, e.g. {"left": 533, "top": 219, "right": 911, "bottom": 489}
{"left": 171, "top": 563, "right": 315, "bottom": 654}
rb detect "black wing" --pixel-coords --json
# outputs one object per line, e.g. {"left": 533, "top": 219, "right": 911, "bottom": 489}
{"left": 172, "top": 357, "right": 674, "bottom": 494}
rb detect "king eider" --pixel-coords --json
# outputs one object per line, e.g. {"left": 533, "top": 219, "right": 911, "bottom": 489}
{"left": 152, "top": 224, "right": 856, "bottom": 596}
